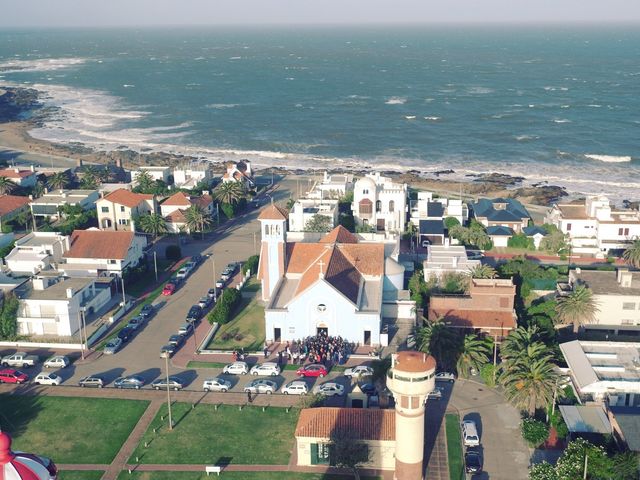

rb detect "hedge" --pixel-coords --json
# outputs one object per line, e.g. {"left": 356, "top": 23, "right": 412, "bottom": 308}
{"left": 208, "top": 288, "right": 242, "bottom": 325}
{"left": 241, "top": 255, "right": 259, "bottom": 276}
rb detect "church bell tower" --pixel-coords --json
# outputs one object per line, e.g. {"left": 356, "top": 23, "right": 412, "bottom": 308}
{"left": 257, "top": 203, "right": 288, "bottom": 302}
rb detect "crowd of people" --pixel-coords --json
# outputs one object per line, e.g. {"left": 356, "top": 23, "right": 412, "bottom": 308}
{"left": 274, "top": 332, "right": 355, "bottom": 366}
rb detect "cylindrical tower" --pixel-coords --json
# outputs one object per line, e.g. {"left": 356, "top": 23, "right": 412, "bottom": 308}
{"left": 386, "top": 351, "right": 436, "bottom": 480}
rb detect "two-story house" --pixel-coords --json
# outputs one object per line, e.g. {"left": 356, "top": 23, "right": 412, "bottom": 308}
{"left": 4, "top": 232, "right": 70, "bottom": 275}
{"left": 409, "top": 191, "right": 469, "bottom": 226}
{"left": 221, "top": 160, "right": 253, "bottom": 188}
{"left": 30, "top": 189, "right": 99, "bottom": 220}
{"left": 174, "top": 163, "right": 213, "bottom": 190}
{"left": 352, "top": 172, "right": 407, "bottom": 233}
{"left": 159, "top": 191, "right": 214, "bottom": 233}
{"left": 96, "top": 188, "right": 156, "bottom": 231}
{"left": 470, "top": 198, "right": 530, "bottom": 233}
{"left": 0, "top": 166, "right": 38, "bottom": 188}
{"left": 288, "top": 198, "right": 339, "bottom": 232}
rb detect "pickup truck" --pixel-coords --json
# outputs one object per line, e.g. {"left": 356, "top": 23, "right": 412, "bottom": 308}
{"left": 1, "top": 352, "right": 39, "bottom": 368}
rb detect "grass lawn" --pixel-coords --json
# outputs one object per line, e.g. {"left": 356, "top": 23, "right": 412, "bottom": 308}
{"left": 445, "top": 413, "right": 464, "bottom": 480}
{"left": 2, "top": 395, "right": 148, "bottom": 464}
{"left": 241, "top": 276, "right": 261, "bottom": 293}
{"left": 207, "top": 297, "right": 265, "bottom": 351}
{"left": 130, "top": 403, "right": 298, "bottom": 465}
{"left": 59, "top": 471, "right": 104, "bottom": 480}
{"left": 117, "top": 472, "right": 380, "bottom": 480}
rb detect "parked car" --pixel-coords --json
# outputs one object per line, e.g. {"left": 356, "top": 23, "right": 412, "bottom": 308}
{"left": 465, "top": 447, "right": 483, "bottom": 474}
{"left": 160, "top": 344, "right": 177, "bottom": 357}
{"left": 427, "top": 386, "right": 444, "bottom": 400}
{"left": 150, "top": 376, "right": 184, "bottom": 391}
{"left": 358, "top": 382, "right": 377, "bottom": 396}
{"left": 139, "top": 304, "right": 155, "bottom": 319}
{"left": 1, "top": 352, "right": 38, "bottom": 368}
{"left": 421, "top": 239, "right": 431, "bottom": 247}
{"left": 314, "top": 381, "right": 345, "bottom": 397}
{"left": 0, "top": 368, "right": 29, "bottom": 384}
{"left": 202, "top": 377, "right": 232, "bottom": 392}
{"left": 186, "top": 305, "right": 203, "bottom": 323}
{"left": 296, "top": 364, "right": 328, "bottom": 378}
{"left": 118, "top": 326, "right": 135, "bottom": 343}
{"left": 249, "top": 362, "right": 281, "bottom": 376}
{"left": 184, "top": 261, "right": 196, "bottom": 271}
{"left": 34, "top": 372, "right": 62, "bottom": 386}
{"left": 344, "top": 365, "right": 374, "bottom": 379}
{"left": 114, "top": 375, "right": 145, "bottom": 389}
{"left": 207, "top": 288, "right": 217, "bottom": 298}
{"left": 176, "top": 267, "right": 189, "bottom": 280}
{"left": 244, "top": 378, "right": 277, "bottom": 395}
{"left": 103, "top": 338, "right": 123, "bottom": 355}
{"left": 461, "top": 420, "right": 480, "bottom": 447}
{"left": 126, "top": 316, "right": 145, "bottom": 331}
{"left": 178, "top": 322, "right": 194, "bottom": 336}
{"left": 282, "top": 380, "right": 308, "bottom": 395}
{"left": 167, "top": 334, "right": 185, "bottom": 347}
{"left": 162, "top": 282, "right": 177, "bottom": 296}
{"left": 78, "top": 375, "right": 104, "bottom": 388}
{"left": 198, "top": 296, "right": 214, "bottom": 309}
{"left": 215, "top": 278, "right": 225, "bottom": 289}
{"left": 222, "top": 361, "right": 249, "bottom": 375}
{"left": 191, "top": 254, "right": 203, "bottom": 264}
{"left": 435, "top": 372, "right": 456, "bottom": 383}
{"left": 43, "top": 355, "right": 69, "bottom": 369}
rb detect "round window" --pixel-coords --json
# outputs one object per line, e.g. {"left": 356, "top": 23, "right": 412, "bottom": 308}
{"left": 317, "top": 304, "right": 327, "bottom": 312}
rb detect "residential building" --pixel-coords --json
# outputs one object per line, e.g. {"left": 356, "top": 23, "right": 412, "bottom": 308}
{"left": 0, "top": 194, "right": 31, "bottom": 231}
{"left": 0, "top": 166, "right": 37, "bottom": 188}
{"left": 30, "top": 189, "right": 99, "bottom": 219}
{"left": 15, "top": 276, "right": 112, "bottom": 337}
{"left": 173, "top": 162, "right": 213, "bottom": 190}
{"left": 428, "top": 278, "right": 517, "bottom": 337}
{"left": 523, "top": 226, "right": 548, "bottom": 249}
{"left": 60, "top": 229, "right": 147, "bottom": 277}
{"left": 132, "top": 166, "right": 171, "bottom": 185}
{"left": 352, "top": 172, "right": 407, "bottom": 233}
{"left": 305, "top": 171, "right": 354, "bottom": 200}
{"left": 221, "top": 160, "right": 253, "bottom": 187}
{"left": 487, "top": 225, "right": 514, "bottom": 248}
{"left": 288, "top": 198, "right": 339, "bottom": 232}
{"left": 409, "top": 191, "right": 469, "bottom": 226}
{"left": 159, "top": 191, "right": 214, "bottom": 233}
{"left": 418, "top": 220, "right": 446, "bottom": 246}
{"left": 561, "top": 268, "right": 640, "bottom": 331}
{"left": 96, "top": 188, "right": 156, "bottom": 231}
{"left": 4, "top": 232, "right": 70, "bottom": 275}
{"left": 74, "top": 161, "right": 126, "bottom": 183}
{"left": 609, "top": 407, "right": 640, "bottom": 454}
{"left": 471, "top": 197, "right": 530, "bottom": 233}
{"left": 560, "top": 340, "right": 640, "bottom": 407}
{"left": 423, "top": 244, "right": 481, "bottom": 281}
{"left": 545, "top": 195, "right": 640, "bottom": 255}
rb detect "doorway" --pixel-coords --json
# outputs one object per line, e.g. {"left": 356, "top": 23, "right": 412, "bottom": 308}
{"left": 376, "top": 218, "right": 385, "bottom": 231}
{"left": 273, "top": 328, "right": 281, "bottom": 342}
{"left": 363, "top": 330, "right": 371, "bottom": 346}
{"left": 317, "top": 327, "right": 328, "bottom": 336}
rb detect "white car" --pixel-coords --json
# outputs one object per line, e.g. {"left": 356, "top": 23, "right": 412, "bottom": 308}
{"left": 34, "top": 372, "right": 62, "bottom": 386}
{"left": 427, "top": 386, "right": 444, "bottom": 400}
{"left": 43, "top": 355, "right": 69, "bottom": 369}
{"left": 344, "top": 365, "right": 374, "bottom": 379}
{"left": 203, "top": 377, "right": 232, "bottom": 392}
{"left": 244, "top": 379, "right": 277, "bottom": 395}
{"left": 281, "top": 380, "right": 308, "bottom": 395}
{"left": 222, "top": 362, "right": 249, "bottom": 375}
{"left": 250, "top": 362, "right": 281, "bottom": 376}
{"left": 462, "top": 420, "right": 480, "bottom": 447}
{"left": 435, "top": 372, "right": 456, "bottom": 383}
{"left": 176, "top": 267, "right": 189, "bottom": 280}
{"left": 314, "top": 381, "right": 345, "bottom": 397}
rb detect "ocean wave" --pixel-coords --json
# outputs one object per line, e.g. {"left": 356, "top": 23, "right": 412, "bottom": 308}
{"left": 205, "top": 103, "right": 241, "bottom": 109}
{"left": 424, "top": 116, "right": 441, "bottom": 121}
{"left": 552, "top": 119, "right": 571, "bottom": 123}
{"left": 385, "top": 96, "right": 406, "bottom": 105}
{"left": 405, "top": 116, "right": 416, "bottom": 120}
{"left": 585, "top": 154, "right": 632, "bottom": 163}
{"left": 467, "top": 86, "right": 493, "bottom": 94}
{"left": 0, "top": 57, "right": 87, "bottom": 73}
{"left": 515, "top": 135, "right": 539, "bottom": 142}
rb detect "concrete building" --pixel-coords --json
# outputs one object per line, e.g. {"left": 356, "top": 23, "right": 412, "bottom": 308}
{"left": 221, "top": 160, "right": 253, "bottom": 187}
{"left": 159, "top": 191, "right": 215, "bottom": 233}
{"left": 288, "top": 198, "right": 339, "bottom": 232}
{"left": 545, "top": 195, "right": 640, "bottom": 255}
{"left": 173, "top": 163, "right": 213, "bottom": 190}
{"left": 305, "top": 171, "right": 354, "bottom": 200}
{"left": 352, "top": 172, "right": 407, "bottom": 233}
{"left": 423, "top": 244, "right": 480, "bottom": 281}
{"left": 0, "top": 166, "right": 37, "bottom": 188}
{"left": 4, "top": 232, "right": 69, "bottom": 275}
{"left": 560, "top": 340, "right": 640, "bottom": 407}
{"left": 470, "top": 198, "right": 530, "bottom": 233}
{"left": 29, "top": 189, "right": 99, "bottom": 219}
{"left": 0, "top": 195, "right": 31, "bottom": 231}
{"left": 96, "top": 188, "right": 156, "bottom": 231}
{"left": 409, "top": 191, "right": 468, "bottom": 226}
{"left": 132, "top": 166, "right": 171, "bottom": 185}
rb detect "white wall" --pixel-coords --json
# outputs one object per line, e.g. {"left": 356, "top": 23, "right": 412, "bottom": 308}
{"left": 590, "top": 294, "right": 640, "bottom": 327}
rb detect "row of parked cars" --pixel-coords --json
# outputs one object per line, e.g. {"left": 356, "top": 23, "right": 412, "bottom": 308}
{"left": 161, "top": 255, "right": 203, "bottom": 296}
{"left": 102, "top": 303, "right": 157, "bottom": 355}
{"left": 0, "top": 354, "right": 71, "bottom": 386}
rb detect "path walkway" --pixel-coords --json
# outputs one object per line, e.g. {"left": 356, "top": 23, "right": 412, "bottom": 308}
{"left": 425, "top": 419, "right": 449, "bottom": 480}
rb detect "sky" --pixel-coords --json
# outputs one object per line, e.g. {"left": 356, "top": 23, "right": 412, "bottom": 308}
{"left": 1, "top": 0, "right": 639, "bottom": 27}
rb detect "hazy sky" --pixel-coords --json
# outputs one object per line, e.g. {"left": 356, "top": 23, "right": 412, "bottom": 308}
{"left": 2, "top": 0, "right": 639, "bottom": 27}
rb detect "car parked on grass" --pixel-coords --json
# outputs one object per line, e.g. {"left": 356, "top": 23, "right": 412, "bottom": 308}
{"left": 114, "top": 375, "right": 145, "bottom": 389}
{"left": 34, "top": 372, "right": 62, "bottom": 386}
{"left": 202, "top": 377, "right": 232, "bottom": 392}
{"left": 162, "top": 282, "right": 177, "bottom": 296}
{"left": 462, "top": 420, "right": 480, "bottom": 447}
{"left": 296, "top": 364, "right": 328, "bottom": 378}
{"left": 244, "top": 378, "right": 277, "bottom": 395}
{"left": 0, "top": 368, "right": 29, "bottom": 384}
{"left": 344, "top": 365, "right": 374, "bottom": 379}
{"left": 43, "top": 355, "right": 69, "bottom": 369}
{"left": 435, "top": 372, "right": 456, "bottom": 383}
{"left": 465, "top": 447, "right": 483, "bottom": 474}
{"left": 281, "top": 380, "right": 308, "bottom": 395}
{"left": 314, "top": 381, "right": 345, "bottom": 397}
{"left": 186, "top": 305, "right": 203, "bottom": 323}
{"left": 249, "top": 362, "right": 280, "bottom": 376}
{"left": 150, "top": 376, "right": 185, "bottom": 391}
{"left": 178, "top": 322, "right": 194, "bottom": 336}
{"left": 103, "top": 338, "right": 123, "bottom": 355}
{"left": 78, "top": 375, "right": 104, "bottom": 388}
{"left": 427, "top": 386, "right": 444, "bottom": 400}
{"left": 222, "top": 361, "right": 249, "bottom": 375}
{"left": 118, "top": 326, "right": 135, "bottom": 343}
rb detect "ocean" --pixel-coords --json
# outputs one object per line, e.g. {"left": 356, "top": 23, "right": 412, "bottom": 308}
{"left": 0, "top": 26, "right": 639, "bottom": 201}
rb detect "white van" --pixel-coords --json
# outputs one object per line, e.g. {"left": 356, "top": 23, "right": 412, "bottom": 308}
{"left": 461, "top": 420, "right": 480, "bottom": 447}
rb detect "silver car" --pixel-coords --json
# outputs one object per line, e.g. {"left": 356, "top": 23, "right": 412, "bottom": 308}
{"left": 314, "top": 381, "right": 345, "bottom": 397}
{"left": 222, "top": 361, "right": 249, "bottom": 375}
{"left": 202, "top": 377, "right": 232, "bottom": 392}
{"left": 344, "top": 365, "right": 374, "bottom": 379}
{"left": 103, "top": 337, "right": 123, "bottom": 355}
{"left": 249, "top": 362, "right": 280, "bottom": 376}
{"left": 43, "top": 355, "right": 69, "bottom": 369}
{"left": 244, "top": 379, "right": 277, "bottom": 395}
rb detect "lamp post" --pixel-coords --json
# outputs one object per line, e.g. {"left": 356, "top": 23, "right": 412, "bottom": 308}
{"left": 153, "top": 251, "right": 158, "bottom": 282}
{"left": 162, "top": 352, "right": 173, "bottom": 431}
{"left": 210, "top": 254, "right": 217, "bottom": 302}
{"left": 80, "top": 307, "right": 88, "bottom": 359}
{"left": 119, "top": 274, "right": 126, "bottom": 306}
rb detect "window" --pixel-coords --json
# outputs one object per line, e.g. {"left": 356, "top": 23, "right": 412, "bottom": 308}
{"left": 619, "top": 228, "right": 630, "bottom": 236}
{"left": 389, "top": 200, "right": 395, "bottom": 212}
{"left": 317, "top": 304, "right": 327, "bottom": 312}
{"left": 621, "top": 319, "right": 634, "bottom": 325}
{"left": 359, "top": 199, "right": 372, "bottom": 215}
{"left": 362, "top": 189, "right": 369, "bottom": 195}
{"left": 376, "top": 200, "right": 382, "bottom": 213}
{"left": 101, "top": 206, "right": 109, "bottom": 213}
{"left": 120, "top": 206, "right": 125, "bottom": 212}
{"left": 118, "top": 219, "right": 129, "bottom": 225}
{"left": 566, "top": 223, "right": 572, "bottom": 231}
{"left": 622, "top": 302, "right": 636, "bottom": 310}
{"left": 108, "top": 260, "right": 117, "bottom": 265}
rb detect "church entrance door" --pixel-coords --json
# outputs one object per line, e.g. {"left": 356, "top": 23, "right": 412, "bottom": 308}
{"left": 363, "top": 330, "right": 371, "bottom": 346}
{"left": 274, "top": 328, "right": 281, "bottom": 342}
{"left": 317, "top": 327, "right": 328, "bottom": 336}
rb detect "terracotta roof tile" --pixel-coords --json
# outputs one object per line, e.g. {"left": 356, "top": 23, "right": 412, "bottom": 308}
{"left": 258, "top": 203, "right": 289, "bottom": 220}
{"left": 192, "top": 194, "right": 213, "bottom": 209}
{"left": 394, "top": 351, "right": 437, "bottom": 373}
{"left": 319, "top": 225, "right": 358, "bottom": 244}
{"left": 161, "top": 192, "right": 191, "bottom": 207}
{"left": 339, "top": 244, "right": 385, "bottom": 276}
{"left": 103, "top": 189, "right": 153, "bottom": 208}
{"left": 295, "top": 407, "right": 395, "bottom": 441}
{"left": 428, "top": 307, "right": 516, "bottom": 331}
{"left": 165, "top": 209, "right": 187, "bottom": 223}
{"left": 0, "top": 169, "right": 35, "bottom": 179}
{"left": 64, "top": 230, "right": 140, "bottom": 260}
{"left": 0, "top": 195, "right": 30, "bottom": 217}
{"left": 323, "top": 247, "right": 362, "bottom": 303}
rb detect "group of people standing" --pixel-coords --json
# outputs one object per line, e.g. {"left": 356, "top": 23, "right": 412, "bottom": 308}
{"left": 269, "top": 332, "right": 355, "bottom": 366}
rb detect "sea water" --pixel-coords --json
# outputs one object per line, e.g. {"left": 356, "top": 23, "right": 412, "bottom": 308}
{"left": 0, "top": 26, "right": 638, "bottom": 200}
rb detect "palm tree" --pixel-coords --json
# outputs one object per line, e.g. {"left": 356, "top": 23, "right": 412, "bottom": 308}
{"left": 31, "top": 181, "right": 46, "bottom": 199}
{"left": 0, "top": 176, "right": 16, "bottom": 194}
{"left": 416, "top": 320, "right": 461, "bottom": 370}
{"left": 500, "top": 325, "right": 543, "bottom": 361}
{"left": 97, "top": 166, "right": 112, "bottom": 183}
{"left": 456, "top": 334, "right": 492, "bottom": 378}
{"left": 468, "top": 264, "right": 497, "bottom": 279}
{"left": 48, "top": 171, "right": 70, "bottom": 190}
{"left": 184, "top": 204, "right": 213, "bottom": 236}
{"left": 623, "top": 240, "right": 640, "bottom": 269}
{"left": 137, "top": 213, "right": 168, "bottom": 238}
{"left": 135, "top": 170, "right": 154, "bottom": 192}
{"left": 555, "top": 285, "right": 599, "bottom": 333}
{"left": 213, "top": 181, "right": 244, "bottom": 205}
{"left": 80, "top": 174, "right": 98, "bottom": 190}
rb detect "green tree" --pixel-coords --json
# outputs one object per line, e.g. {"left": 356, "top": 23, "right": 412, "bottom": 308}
{"left": 0, "top": 176, "right": 16, "bottom": 194}
{"left": 528, "top": 462, "right": 558, "bottom": 480}
{"left": 440, "top": 272, "right": 467, "bottom": 294}
{"left": 468, "top": 264, "right": 497, "bottom": 279}
{"left": 456, "top": 334, "right": 492, "bottom": 378}
{"left": 184, "top": 204, "right": 213, "bottom": 236}
{"left": 416, "top": 320, "right": 460, "bottom": 370}
{"left": 329, "top": 430, "right": 371, "bottom": 480}
{"left": 540, "top": 228, "right": 569, "bottom": 255}
{"left": 444, "top": 216, "right": 460, "bottom": 229}
{"left": 500, "top": 326, "right": 544, "bottom": 361}
{"left": 79, "top": 173, "right": 98, "bottom": 190}
{"left": 213, "top": 181, "right": 244, "bottom": 205}
{"left": 304, "top": 213, "right": 332, "bottom": 232}
{"left": 137, "top": 213, "right": 168, "bottom": 238}
{"left": 355, "top": 223, "right": 375, "bottom": 233}
{"left": 508, "top": 233, "right": 535, "bottom": 250}
{"left": 555, "top": 438, "right": 612, "bottom": 480}
{"left": 31, "top": 181, "right": 45, "bottom": 199}
{"left": 134, "top": 170, "right": 154, "bottom": 192}
{"left": 408, "top": 270, "right": 427, "bottom": 310}
{"left": 0, "top": 293, "right": 20, "bottom": 339}
{"left": 241, "top": 255, "right": 259, "bottom": 276}
{"left": 520, "top": 418, "right": 550, "bottom": 447}
{"left": 622, "top": 239, "right": 640, "bottom": 269}
{"left": 47, "top": 171, "right": 70, "bottom": 190}
{"left": 555, "top": 285, "right": 599, "bottom": 333}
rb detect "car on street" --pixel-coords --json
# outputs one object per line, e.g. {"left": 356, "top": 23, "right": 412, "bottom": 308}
{"left": 427, "top": 386, "right": 444, "bottom": 400}
{"left": 176, "top": 267, "right": 190, "bottom": 280}
{"left": 162, "top": 282, "right": 177, "bottom": 296}
{"left": 118, "top": 326, "right": 135, "bottom": 343}
{"left": 344, "top": 365, "right": 374, "bottom": 379}
{"left": 435, "top": 372, "right": 456, "bottom": 383}
{"left": 126, "top": 316, "right": 145, "bottom": 331}
{"left": 202, "top": 377, "right": 232, "bottom": 392}
{"left": 249, "top": 362, "right": 281, "bottom": 376}
{"left": 314, "top": 381, "right": 345, "bottom": 397}
{"left": 139, "top": 304, "right": 155, "bottom": 319}
{"left": 160, "top": 344, "right": 177, "bottom": 357}
{"left": 43, "top": 355, "right": 69, "bottom": 369}
{"left": 186, "top": 305, "right": 203, "bottom": 323}
{"left": 222, "top": 361, "right": 249, "bottom": 375}
{"left": 296, "top": 364, "right": 328, "bottom": 378}
{"left": 114, "top": 375, "right": 145, "bottom": 389}
{"left": 103, "top": 337, "right": 123, "bottom": 355}
{"left": 198, "top": 296, "right": 214, "bottom": 309}
{"left": 167, "top": 334, "right": 185, "bottom": 347}
{"left": 466, "top": 250, "right": 484, "bottom": 260}
{"left": 78, "top": 375, "right": 104, "bottom": 388}
{"left": 34, "top": 372, "right": 62, "bottom": 386}
{"left": 0, "top": 368, "right": 29, "bottom": 384}
{"left": 465, "top": 447, "right": 483, "bottom": 474}
{"left": 207, "top": 288, "right": 217, "bottom": 298}
{"left": 221, "top": 263, "right": 238, "bottom": 281}
{"left": 215, "top": 278, "right": 225, "bottom": 289}
{"left": 191, "top": 254, "right": 203, "bottom": 264}
{"left": 462, "top": 420, "right": 480, "bottom": 447}
{"left": 178, "top": 322, "right": 194, "bottom": 336}
{"left": 184, "top": 261, "right": 196, "bottom": 271}
{"left": 281, "top": 380, "right": 308, "bottom": 395}
{"left": 150, "top": 376, "right": 185, "bottom": 391}
{"left": 1, "top": 352, "right": 38, "bottom": 368}
{"left": 244, "top": 378, "right": 277, "bottom": 395}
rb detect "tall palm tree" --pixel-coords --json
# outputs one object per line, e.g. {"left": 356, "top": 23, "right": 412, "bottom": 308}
{"left": 80, "top": 174, "right": 98, "bottom": 190}
{"left": 500, "top": 325, "right": 543, "bottom": 361}
{"left": 48, "top": 171, "right": 70, "bottom": 190}
{"left": 97, "top": 166, "right": 112, "bottom": 183}
{"left": 555, "top": 285, "right": 599, "bottom": 333}
{"left": 31, "top": 181, "right": 46, "bottom": 199}
{"left": 213, "top": 181, "right": 244, "bottom": 205}
{"left": 468, "top": 264, "right": 497, "bottom": 279}
{"left": 184, "top": 204, "right": 213, "bottom": 236}
{"left": 416, "top": 320, "right": 461, "bottom": 370}
{"left": 137, "top": 213, "right": 168, "bottom": 238}
{"left": 623, "top": 240, "right": 640, "bottom": 269}
{"left": 456, "top": 334, "right": 492, "bottom": 378}
{"left": 0, "top": 176, "right": 16, "bottom": 194}
{"left": 135, "top": 170, "right": 154, "bottom": 192}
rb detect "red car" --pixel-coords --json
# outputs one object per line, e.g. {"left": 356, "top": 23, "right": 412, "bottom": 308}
{"left": 0, "top": 368, "right": 29, "bottom": 384}
{"left": 296, "top": 364, "right": 328, "bottom": 378}
{"left": 162, "top": 282, "right": 176, "bottom": 296}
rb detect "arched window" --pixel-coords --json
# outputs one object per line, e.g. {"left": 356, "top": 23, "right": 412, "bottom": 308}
{"left": 376, "top": 200, "right": 382, "bottom": 212}
{"left": 389, "top": 200, "right": 395, "bottom": 212}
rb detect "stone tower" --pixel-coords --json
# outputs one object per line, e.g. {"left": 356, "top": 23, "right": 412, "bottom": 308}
{"left": 256, "top": 203, "right": 288, "bottom": 302}
{"left": 386, "top": 350, "right": 436, "bottom": 480}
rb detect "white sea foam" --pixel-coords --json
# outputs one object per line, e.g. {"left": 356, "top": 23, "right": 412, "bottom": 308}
{"left": 385, "top": 96, "right": 406, "bottom": 105}
{"left": 123, "top": 84, "right": 135, "bottom": 88}
{"left": 515, "top": 135, "right": 539, "bottom": 142}
{"left": 205, "top": 103, "right": 241, "bottom": 109}
{"left": 405, "top": 116, "right": 416, "bottom": 120}
{"left": 552, "top": 119, "right": 571, "bottom": 123}
{"left": 0, "top": 57, "right": 87, "bottom": 73}
{"left": 467, "top": 86, "right": 493, "bottom": 94}
{"left": 424, "top": 116, "right": 441, "bottom": 121}
{"left": 585, "top": 154, "right": 632, "bottom": 163}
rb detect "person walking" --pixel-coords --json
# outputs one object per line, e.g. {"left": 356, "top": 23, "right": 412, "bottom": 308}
{"left": 247, "top": 390, "right": 253, "bottom": 403}
{"left": 263, "top": 344, "right": 269, "bottom": 359}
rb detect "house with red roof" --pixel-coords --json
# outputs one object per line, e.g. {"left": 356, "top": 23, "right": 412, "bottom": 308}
{"left": 221, "top": 160, "right": 254, "bottom": 187}
{"left": 0, "top": 194, "right": 31, "bottom": 231}
{"left": 95, "top": 188, "right": 156, "bottom": 231}
{"left": 159, "top": 191, "right": 214, "bottom": 233}
{"left": 0, "top": 166, "right": 38, "bottom": 188}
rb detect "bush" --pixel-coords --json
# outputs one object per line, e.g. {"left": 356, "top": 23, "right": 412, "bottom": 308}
{"left": 444, "top": 216, "right": 460, "bottom": 229}
{"left": 521, "top": 418, "right": 549, "bottom": 447}
{"left": 165, "top": 245, "right": 182, "bottom": 261}
{"left": 508, "top": 233, "right": 535, "bottom": 250}
{"left": 479, "top": 363, "right": 496, "bottom": 387}
{"left": 221, "top": 202, "right": 235, "bottom": 219}
{"left": 0, "top": 241, "right": 15, "bottom": 260}
{"left": 208, "top": 288, "right": 242, "bottom": 325}
{"left": 242, "top": 255, "right": 259, "bottom": 276}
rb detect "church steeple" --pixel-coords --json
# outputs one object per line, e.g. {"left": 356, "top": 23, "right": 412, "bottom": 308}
{"left": 257, "top": 204, "right": 289, "bottom": 301}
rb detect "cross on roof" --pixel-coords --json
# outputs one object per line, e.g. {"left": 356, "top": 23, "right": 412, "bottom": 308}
{"left": 318, "top": 260, "right": 325, "bottom": 278}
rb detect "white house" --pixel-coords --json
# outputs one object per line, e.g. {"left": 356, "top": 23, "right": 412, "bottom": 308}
{"left": 132, "top": 166, "right": 171, "bottom": 184}
{"left": 545, "top": 195, "right": 640, "bottom": 255}
{"left": 409, "top": 191, "right": 469, "bottom": 226}
{"left": 15, "top": 276, "right": 113, "bottom": 337}
{"left": 96, "top": 188, "right": 156, "bottom": 231}
{"left": 60, "top": 229, "right": 147, "bottom": 277}
{"left": 423, "top": 244, "right": 480, "bottom": 281}
{"left": 30, "top": 189, "right": 99, "bottom": 219}
{"left": 173, "top": 163, "right": 213, "bottom": 190}
{"left": 4, "top": 232, "right": 70, "bottom": 275}
{"left": 159, "top": 191, "right": 214, "bottom": 233}
{"left": 0, "top": 166, "right": 38, "bottom": 188}
{"left": 352, "top": 172, "right": 407, "bottom": 233}
{"left": 560, "top": 340, "right": 640, "bottom": 407}
{"left": 305, "top": 171, "right": 354, "bottom": 200}
{"left": 221, "top": 160, "right": 253, "bottom": 187}
{"left": 288, "top": 198, "right": 339, "bottom": 232}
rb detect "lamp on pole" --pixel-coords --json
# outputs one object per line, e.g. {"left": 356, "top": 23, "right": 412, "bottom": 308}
{"left": 119, "top": 274, "right": 126, "bottom": 306}
{"left": 162, "top": 352, "right": 173, "bottom": 431}
{"left": 80, "top": 307, "right": 88, "bottom": 359}
{"left": 153, "top": 251, "right": 158, "bottom": 282}
{"left": 210, "top": 254, "right": 217, "bottom": 302}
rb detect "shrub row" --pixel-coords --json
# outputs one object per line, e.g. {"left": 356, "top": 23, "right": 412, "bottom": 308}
{"left": 208, "top": 288, "right": 241, "bottom": 325}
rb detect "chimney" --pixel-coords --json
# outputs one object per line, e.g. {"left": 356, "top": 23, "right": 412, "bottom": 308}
{"left": 617, "top": 267, "right": 628, "bottom": 284}
{"left": 14, "top": 168, "right": 19, "bottom": 173}
{"left": 444, "top": 237, "right": 450, "bottom": 248}
{"left": 452, "top": 256, "right": 458, "bottom": 268}
{"left": 30, "top": 165, "right": 35, "bottom": 172}
{"left": 66, "top": 287, "right": 74, "bottom": 299}
{"left": 77, "top": 158, "right": 83, "bottom": 167}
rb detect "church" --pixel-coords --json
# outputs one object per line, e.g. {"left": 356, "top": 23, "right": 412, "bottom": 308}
{"left": 257, "top": 204, "right": 411, "bottom": 347}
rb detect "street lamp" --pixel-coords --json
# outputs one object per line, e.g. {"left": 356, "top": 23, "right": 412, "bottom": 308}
{"left": 80, "top": 307, "right": 88, "bottom": 359}
{"left": 210, "top": 254, "right": 217, "bottom": 302}
{"left": 153, "top": 251, "right": 158, "bottom": 282}
{"left": 161, "top": 351, "right": 174, "bottom": 431}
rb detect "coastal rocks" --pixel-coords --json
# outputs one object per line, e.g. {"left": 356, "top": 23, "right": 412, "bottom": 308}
{"left": 510, "top": 185, "right": 568, "bottom": 206}
{"left": 470, "top": 172, "right": 525, "bottom": 187}
{"left": 0, "top": 87, "right": 41, "bottom": 122}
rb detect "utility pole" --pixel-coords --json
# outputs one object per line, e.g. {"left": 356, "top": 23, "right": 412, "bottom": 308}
{"left": 253, "top": 232, "right": 257, "bottom": 255}
{"left": 120, "top": 274, "right": 126, "bottom": 306}
{"left": 80, "top": 307, "right": 88, "bottom": 358}
{"left": 163, "top": 352, "right": 173, "bottom": 430}
{"left": 153, "top": 251, "right": 158, "bottom": 282}
{"left": 211, "top": 254, "right": 217, "bottom": 302}
{"left": 493, "top": 334, "right": 498, "bottom": 385}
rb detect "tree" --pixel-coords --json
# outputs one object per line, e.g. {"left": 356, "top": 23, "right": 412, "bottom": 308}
{"left": 241, "top": 255, "right": 259, "bottom": 276}
{"left": 500, "top": 326, "right": 544, "bottom": 361}
{"left": 355, "top": 223, "right": 375, "bottom": 233}
{"left": 329, "top": 430, "right": 371, "bottom": 480}
{"left": 555, "top": 285, "right": 599, "bottom": 333}
{"left": 540, "top": 228, "right": 569, "bottom": 255}
{"left": 444, "top": 216, "right": 460, "bottom": 229}
{"left": 508, "top": 233, "right": 535, "bottom": 250}
{"left": 184, "top": 204, "right": 213, "bottom": 236}
{"left": 134, "top": 170, "right": 154, "bottom": 192}
{"left": 47, "top": 171, "right": 70, "bottom": 190}
{"left": 456, "top": 334, "right": 492, "bottom": 378}
{"left": 528, "top": 462, "right": 558, "bottom": 480}
{"left": 137, "top": 213, "right": 168, "bottom": 238}
{"left": 468, "top": 264, "right": 497, "bottom": 279}
{"left": 408, "top": 270, "right": 427, "bottom": 310}
{"left": 0, "top": 293, "right": 20, "bottom": 339}
{"left": 440, "top": 272, "right": 467, "bottom": 294}
{"left": 304, "top": 214, "right": 332, "bottom": 233}
{"left": 416, "top": 320, "right": 460, "bottom": 370}
{"left": 622, "top": 239, "right": 640, "bottom": 268}
{"left": 0, "top": 176, "right": 16, "bottom": 194}
{"left": 31, "top": 181, "right": 45, "bottom": 199}
{"left": 213, "top": 181, "right": 244, "bottom": 205}
{"left": 520, "top": 418, "right": 550, "bottom": 447}
{"left": 80, "top": 173, "right": 98, "bottom": 190}
{"left": 555, "top": 438, "right": 613, "bottom": 480}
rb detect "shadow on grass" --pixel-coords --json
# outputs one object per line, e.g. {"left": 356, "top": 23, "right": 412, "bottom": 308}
{"left": 0, "top": 394, "right": 43, "bottom": 439}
